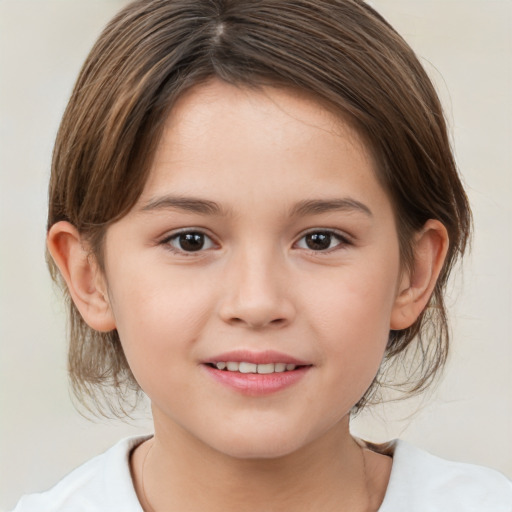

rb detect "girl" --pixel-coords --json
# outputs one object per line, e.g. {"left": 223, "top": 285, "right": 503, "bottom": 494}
{"left": 11, "top": 0, "right": 511, "bottom": 510}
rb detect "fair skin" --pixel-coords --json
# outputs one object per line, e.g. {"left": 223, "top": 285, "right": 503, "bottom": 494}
{"left": 48, "top": 80, "right": 448, "bottom": 512}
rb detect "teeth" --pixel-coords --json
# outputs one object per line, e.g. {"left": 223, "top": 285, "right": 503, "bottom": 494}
{"left": 239, "top": 362, "right": 257, "bottom": 373}
{"left": 212, "top": 361, "right": 300, "bottom": 374}
{"left": 257, "top": 363, "right": 274, "bottom": 374}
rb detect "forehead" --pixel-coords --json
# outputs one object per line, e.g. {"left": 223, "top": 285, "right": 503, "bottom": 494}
{"left": 136, "top": 79, "right": 390, "bottom": 221}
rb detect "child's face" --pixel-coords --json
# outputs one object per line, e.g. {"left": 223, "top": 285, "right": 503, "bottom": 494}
{"left": 100, "top": 80, "right": 406, "bottom": 457}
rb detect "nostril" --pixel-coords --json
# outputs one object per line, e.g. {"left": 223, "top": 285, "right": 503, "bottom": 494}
{"left": 219, "top": 294, "right": 296, "bottom": 329}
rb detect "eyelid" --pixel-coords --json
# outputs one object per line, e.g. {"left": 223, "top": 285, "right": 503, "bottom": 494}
{"left": 294, "top": 228, "right": 353, "bottom": 252}
{"left": 158, "top": 227, "right": 352, "bottom": 256}
{"left": 160, "top": 228, "right": 218, "bottom": 255}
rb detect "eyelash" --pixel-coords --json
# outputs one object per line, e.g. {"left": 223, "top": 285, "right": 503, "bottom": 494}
{"left": 296, "top": 229, "right": 352, "bottom": 253}
{"left": 160, "top": 229, "right": 217, "bottom": 256}
{"left": 160, "top": 229, "right": 352, "bottom": 256}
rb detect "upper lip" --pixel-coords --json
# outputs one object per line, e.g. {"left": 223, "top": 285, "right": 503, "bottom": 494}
{"left": 205, "top": 350, "right": 311, "bottom": 366}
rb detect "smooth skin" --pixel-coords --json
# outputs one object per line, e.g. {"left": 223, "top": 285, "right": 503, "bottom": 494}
{"left": 48, "top": 80, "right": 448, "bottom": 512}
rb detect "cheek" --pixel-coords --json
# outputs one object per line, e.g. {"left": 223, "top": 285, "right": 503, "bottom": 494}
{"left": 105, "top": 265, "right": 217, "bottom": 384}
{"left": 307, "top": 262, "right": 398, "bottom": 336}
{"left": 301, "top": 258, "right": 399, "bottom": 381}
{"left": 109, "top": 260, "right": 215, "bottom": 330}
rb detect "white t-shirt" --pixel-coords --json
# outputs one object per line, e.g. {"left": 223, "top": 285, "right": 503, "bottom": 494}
{"left": 12, "top": 436, "right": 512, "bottom": 511}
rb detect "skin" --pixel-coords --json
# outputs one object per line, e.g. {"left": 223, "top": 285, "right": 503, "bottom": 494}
{"left": 48, "top": 80, "right": 448, "bottom": 511}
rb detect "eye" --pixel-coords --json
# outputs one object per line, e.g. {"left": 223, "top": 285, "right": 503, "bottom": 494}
{"left": 163, "top": 231, "right": 216, "bottom": 253}
{"left": 295, "top": 230, "right": 349, "bottom": 252}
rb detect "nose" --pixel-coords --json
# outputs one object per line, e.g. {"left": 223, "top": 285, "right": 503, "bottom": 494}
{"left": 218, "top": 247, "right": 296, "bottom": 330}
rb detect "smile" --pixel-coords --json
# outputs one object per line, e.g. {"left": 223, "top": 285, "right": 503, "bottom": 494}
{"left": 203, "top": 352, "right": 312, "bottom": 395}
{"left": 209, "top": 362, "right": 299, "bottom": 374}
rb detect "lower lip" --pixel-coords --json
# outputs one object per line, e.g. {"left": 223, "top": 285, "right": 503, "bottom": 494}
{"left": 202, "top": 365, "right": 311, "bottom": 396}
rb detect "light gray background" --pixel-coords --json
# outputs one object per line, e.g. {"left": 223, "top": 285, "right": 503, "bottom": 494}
{"left": 1, "top": 1, "right": 511, "bottom": 510}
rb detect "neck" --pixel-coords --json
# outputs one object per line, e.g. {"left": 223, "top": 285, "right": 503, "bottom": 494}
{"left": 132, "top": 414, "right": 388, "bottom": 512}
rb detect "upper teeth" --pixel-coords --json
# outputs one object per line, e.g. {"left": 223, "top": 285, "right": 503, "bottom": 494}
{"left": 214, "top": 362, "right": 297, "bottom": 373}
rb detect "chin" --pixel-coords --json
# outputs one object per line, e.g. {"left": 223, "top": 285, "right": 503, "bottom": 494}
{"left": 206, "top": 425, "right": 312, "bottom": 460}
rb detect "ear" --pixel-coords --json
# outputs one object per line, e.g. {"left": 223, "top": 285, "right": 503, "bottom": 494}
{"left": 390, "top": 219, "right": 449, "bottom": 330}
{"left": 47, "top": 221, "right": 116, "bottom": 332}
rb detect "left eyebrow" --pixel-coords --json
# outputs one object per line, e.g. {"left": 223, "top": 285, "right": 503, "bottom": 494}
{"left": 289, "top": 198, "right": 373, "bottom": 218}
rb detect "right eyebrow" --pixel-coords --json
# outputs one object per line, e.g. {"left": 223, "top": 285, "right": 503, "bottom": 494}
{"left": 140, "top": 195, "right": 229, "bottom": 216}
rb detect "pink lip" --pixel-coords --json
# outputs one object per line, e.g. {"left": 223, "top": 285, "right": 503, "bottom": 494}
{"left": 201, "top": 350, "right": 312, "bottom": 396}
{"left": 203, "top": 365, "right": 310, "bottom": 396}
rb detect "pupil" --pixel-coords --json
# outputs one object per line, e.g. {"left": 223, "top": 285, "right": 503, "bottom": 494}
{"left": 180, "top": 233, "right": 204, "bottom": 251}
{"left": 306, "top": 232, "right": 331, "bottom": 250}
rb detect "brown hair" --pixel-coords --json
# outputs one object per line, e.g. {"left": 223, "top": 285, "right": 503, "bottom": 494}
{"left": 48, "top": 0, "right": 471, "bottom": 416}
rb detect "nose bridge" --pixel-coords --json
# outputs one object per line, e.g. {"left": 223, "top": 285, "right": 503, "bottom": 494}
{"left": 219, "top": 239, "right": 295, "bottom": 329}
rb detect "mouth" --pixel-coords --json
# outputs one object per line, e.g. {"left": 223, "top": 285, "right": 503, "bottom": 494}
{"left": 202, "top": 351, "right": 312, "bottom": 395}
{"left": 205, "top": 361, "right": 307, "bottom": 374}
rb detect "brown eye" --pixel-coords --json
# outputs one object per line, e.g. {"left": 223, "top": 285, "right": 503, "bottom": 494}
{"left": 296, "top": 231, "right": 347, "bottom": 252}
{"left": 166, "top": 231, "right": 214, "bottom": 252}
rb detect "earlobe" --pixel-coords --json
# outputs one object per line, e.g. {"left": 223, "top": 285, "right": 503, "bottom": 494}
{"left": 47, "top": 221, "right": 116, "bottom": 332}
{"left": 390, "top": 219, "right": 449, "bottom": 330}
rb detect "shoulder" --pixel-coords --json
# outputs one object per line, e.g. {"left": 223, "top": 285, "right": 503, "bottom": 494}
{"left": 11, "top": 435, "right": 151, "bottom": 512}
{"left": 378, "top": 439, "right": 512, "bottom": 512}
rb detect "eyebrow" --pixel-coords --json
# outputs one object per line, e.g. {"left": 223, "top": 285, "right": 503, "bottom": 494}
{"left": 140, "top": 195, "right": 372, "bottom": 218}
{"left": 289, "top": 198, "right": 373, "bottom": 218}
{"left": 140, "top": 195, "right": 228, "bottom": 216}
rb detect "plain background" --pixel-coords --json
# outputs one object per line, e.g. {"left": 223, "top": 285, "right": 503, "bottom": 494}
{"left": 0, "top": 0, "right": 511, "bottom": 509}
